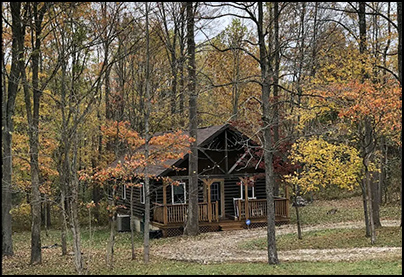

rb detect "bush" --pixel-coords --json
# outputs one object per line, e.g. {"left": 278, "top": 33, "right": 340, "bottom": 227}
{"left": 78, "top": 200, "right": 110, "bottom": 227}
{"left": 10, "top": 203, "right": 32, "bottom": 232}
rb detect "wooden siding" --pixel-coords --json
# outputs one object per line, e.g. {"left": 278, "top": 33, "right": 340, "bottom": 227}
{"left": 116, "top": 181, "right": 163, "bottom": 219}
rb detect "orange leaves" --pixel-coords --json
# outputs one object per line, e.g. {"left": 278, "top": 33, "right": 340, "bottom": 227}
{"left": 331, "top": 80, "right": 401, "bottom": 136}
{"left": 148, "top": 130, "right": 192, "bottom": 162}
{"left": 311, "top": 78, "right": 401, "bottom": 145}
{"left": 88, "top": 124, "right": 193, "bottom": 186}
{"left": 101, "top": 120, "right": 145, "bottom": 150}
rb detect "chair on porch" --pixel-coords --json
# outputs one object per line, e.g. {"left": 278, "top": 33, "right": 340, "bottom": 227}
{"left": 233, "top": 198, "right": 244, "bottom": 219}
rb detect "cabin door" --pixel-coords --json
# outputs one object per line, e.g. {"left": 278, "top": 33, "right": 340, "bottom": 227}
{"left": 210, "top": 181, "right": 224, "bottom": 217}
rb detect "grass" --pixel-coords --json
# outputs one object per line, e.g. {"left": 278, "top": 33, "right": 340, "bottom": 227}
{"left": 240, "top": 227, "right": 402, "bottom": 251}
{"left": 288, "top": 196, "right": 400, "bottom": 226}
{"left": 2, "top": 197, "right": 402, "bottom": 275}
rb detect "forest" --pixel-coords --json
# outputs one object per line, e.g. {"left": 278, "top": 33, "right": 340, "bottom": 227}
{"left": 2, "top": 2, "right": 402, "bottom": 274}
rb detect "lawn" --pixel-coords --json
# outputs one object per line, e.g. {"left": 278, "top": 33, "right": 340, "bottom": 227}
{"left": 239, "top": 227, "right": 402, "bottom": 251}
{"left": 2, "top": 197, "right": 402, "bottom": 275}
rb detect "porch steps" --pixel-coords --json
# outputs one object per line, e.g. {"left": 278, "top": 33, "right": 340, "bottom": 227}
{"left": 219, "top": 220, "right": 246, "bottom": 231}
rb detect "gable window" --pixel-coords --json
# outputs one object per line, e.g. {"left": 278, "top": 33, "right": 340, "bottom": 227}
{"left": 240, "top": 182, "right": 255, "bottom": 200}
{"left": 140, "top": 182, "right": 145, "bottom": 204}
{"left": 171, "top": 182, "right": 186, "bottom": 204}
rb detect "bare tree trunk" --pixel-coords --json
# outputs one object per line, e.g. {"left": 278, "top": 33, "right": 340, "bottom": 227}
{"left": 23, "top": 3, "right": 48, "bottom": 264}
{"left": 184, "top": 1, "right": 200, "bottom": 237}
{"left": 396, "top": 1, "right": 402, "bottom": 227}
{"left": 70, "top": 176, "right": 83, "bottom": 274}
{"left": 359, "top": 2, "right": 376, "bottom": 244}
{"left": 71, "top": 131, "right": 84, "bottom": 274}
{"left": 143, "top": 2, "right": 151, "bottom": 263}
{"left": 272, "top": 2, "right": 280, "bottom": 197}
{"left": 2, "top": 1, "right": 25, "bottom": 257}
{"left": 130, "top": 186, "right": 136, "bottom": 260}
{"left": 398, "top": 2, "right": 402, "bottom": 87}
{"left": 106, "top": 186, "right": 116, "bottom": 269}
{"left": 360, "top": 180, "right": 371, "bottom": 237}
{"left": 258, "top": 2, "right": 279, "bottom": 265}
{"left": 292, "top": 185, "right": 302, "bottom": 240}
{"left": 60, "top": 186, "right": 68, "bottom": 255}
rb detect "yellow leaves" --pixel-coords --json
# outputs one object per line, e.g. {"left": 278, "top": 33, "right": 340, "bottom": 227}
{"left": 285, "top": 137, "right": 363, "bottom": 193}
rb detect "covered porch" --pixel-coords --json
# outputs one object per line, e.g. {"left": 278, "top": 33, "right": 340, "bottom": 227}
{"left": 152, "top": 198, "right": 289, "bottom": 225}
{"left": 151, "top": 178, "right": 290, "bottom": 236}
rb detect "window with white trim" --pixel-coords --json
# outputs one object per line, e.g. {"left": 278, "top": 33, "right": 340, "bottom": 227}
{"left": 240, "top": 182, "right": 256, "bottom": 200}
{"left": 140, "top": 182, "right": 145, "bottom": 204}
{"left": 171, "top": 182, "right": 186, "bottom": 204}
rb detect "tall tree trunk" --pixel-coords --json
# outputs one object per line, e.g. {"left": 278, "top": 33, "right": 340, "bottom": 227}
{"left": 293, "top": 185, "right": 302, "bottom": 240}
{"left": 143, "top": 2, "right": 151, "bottom": 263}
{"left": 106, "top": 186, "right": 116, "bottom": 268}
{"left": 398, "top": 2, "right": 402, "bottom": 87}
{"left": 258, "top": 2, "right": 279, "bottom": 265}
{"left": 178, "top": 11, "right": 186, "bottom": 128}
{"left": 184, "top": 1, "right": 200, "bottom": 237}
{"left": 396, "top": 1, "right": 402, "bottom": 227}
{"left": 23, "top": 3, "right": 49, "bottom": 264}
{"left": 272, "top": 2, "right": 280, "bottom": 197}
{"left": 58, "top": 51, "right": 69, "bottom": 256}
{"left": 70, "top": 132, "right": 83, "bottom": 274}
{"left": 60, "top": 181, "right": 68, "bottom": 255}
{"left": 130, "top": 186, "right": 136, "bottom": 260}
{"left": 2, "top": 1, "right": 25, "bottom": 257}
{"left": 360, "top": 179, "right": 371, "bottom": 237}
{"left": 359, "top": 2, "right": 376, "bottom": 244}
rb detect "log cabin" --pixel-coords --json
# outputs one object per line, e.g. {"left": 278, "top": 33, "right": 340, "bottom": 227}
{"left": 113, "top": 124, "right": 290, "bottom": 237}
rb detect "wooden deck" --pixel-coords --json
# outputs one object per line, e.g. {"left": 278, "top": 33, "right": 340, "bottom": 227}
{"left": 152, "top": 198, "right": 289, "bottom": 237}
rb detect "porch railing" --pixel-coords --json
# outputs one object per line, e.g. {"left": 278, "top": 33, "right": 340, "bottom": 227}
{"left": 234, "top": 198, "right": 289, "bottom": 220}
{"left": 153, "top": 201, "right": 219, "bottom": 224}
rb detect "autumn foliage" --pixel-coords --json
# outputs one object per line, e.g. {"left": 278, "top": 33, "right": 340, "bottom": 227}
{"left": 82, "top": 120, "right": 194, "bottom": 189}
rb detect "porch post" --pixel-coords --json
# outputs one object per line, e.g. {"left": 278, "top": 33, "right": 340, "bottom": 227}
{"left": 237, "top": 199, "right": 242, "bottom": 221}
{"left": 163, "top": 183, "right": 168, "bottom": 225}
{"left": 244, "top": 182, "right": 249, "bottom": 220}
{"left": 207, "top": 180, "right": 212, "bottom": 222}
{"left": 215, "top": 201, "right": 219, "bottom": 222}
{"left": 285, "top": 183, "right": 289, "bottom": 219}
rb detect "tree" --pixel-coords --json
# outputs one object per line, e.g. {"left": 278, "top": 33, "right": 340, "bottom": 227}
{"left": 285, "top": 136, "right": 366, "bottom": 240}
{"left": 2, "top": 1, "right": 26, "bottom": 257}
{"left": 286, "top": 137, "right": 364, "bottom": 193}
{"left": 184, "top": 1, "right": 200, "bottom": 237}
{"left": 143, "top": 1, "right": 152, "bottom": 263}
{"left": 86, "top": 120, "right": 193, "bottom": 267}
{"left": 396, "top": 1, "right": 402, "bottom": 227}
{"left": 46, "top": 2, "right": 126, "bottom": 272}
{"left": 20, "top": 2, "right": 50, "bottom": 264}
{"left": 201, "top": 1, "right": 282, "bottom": 264}
{"left": 155, "top": 2, "right": 187, "bottom": 123}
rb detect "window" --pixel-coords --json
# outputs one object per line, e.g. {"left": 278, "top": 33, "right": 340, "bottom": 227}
{"left": 122, "top": 185, "right": 127, "bottom": 200}
{"left": 171, "top": 182, "right": 186, "bottom": 204}
{"left": 210, "top": 182, "right": 220, "bottom": 202}
{"left": 240, "top": 182, "right": 255, "bottom": 199}
{"left": 140, "top": 182, "right": 145, "bottom": 204}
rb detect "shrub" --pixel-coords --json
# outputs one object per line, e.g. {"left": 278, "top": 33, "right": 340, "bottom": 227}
{"left": 10, "top": 203, "right": 32, "bottom": 232}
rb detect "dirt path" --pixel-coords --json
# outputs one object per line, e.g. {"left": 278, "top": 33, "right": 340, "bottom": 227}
{"left": 151, "top": 220, "right": 401, "bottom": 263}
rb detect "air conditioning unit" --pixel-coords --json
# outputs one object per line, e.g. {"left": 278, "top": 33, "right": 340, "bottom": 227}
{"left": 117, "top": 214, "right": 131, "bottom": 232}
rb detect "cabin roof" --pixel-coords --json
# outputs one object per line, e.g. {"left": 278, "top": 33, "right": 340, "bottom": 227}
{"left": 109, "top": 123, "right": 251, "bottom": 177}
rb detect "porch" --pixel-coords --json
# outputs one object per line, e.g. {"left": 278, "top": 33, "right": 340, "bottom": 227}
{"left": 152, "top": 198, "right": 289, "bottom": 236}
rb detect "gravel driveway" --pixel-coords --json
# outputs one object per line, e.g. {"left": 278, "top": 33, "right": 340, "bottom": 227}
{"left": 151, "top": 220, "right": 401, "bottom": 263}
